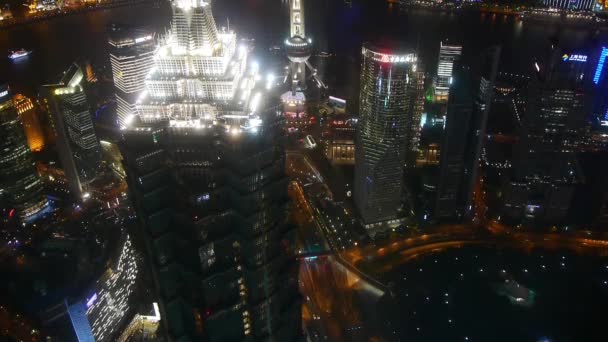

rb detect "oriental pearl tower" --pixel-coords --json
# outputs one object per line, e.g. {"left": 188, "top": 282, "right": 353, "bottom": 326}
{"left": 283, "top": 0, "right": 324, "bottom": 99}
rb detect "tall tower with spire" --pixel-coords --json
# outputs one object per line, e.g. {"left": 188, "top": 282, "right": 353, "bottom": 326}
{"left": 284, "top": 0, "right": 323, "bottom": 95}
{"left": 120, "top": 0, "right": 302, "bottom": 340}
{"left": 285, "top": 0, "right": 310, "bottom": 95}
{"left": 282, "top": 0, "right": 324, "bottom": 129}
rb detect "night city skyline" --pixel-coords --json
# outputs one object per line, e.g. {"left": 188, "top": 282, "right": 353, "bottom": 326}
{"left": 2, "top": 0, "right": 608, "bottom": 341}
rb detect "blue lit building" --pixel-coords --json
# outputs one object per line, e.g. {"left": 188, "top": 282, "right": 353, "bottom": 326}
{"left": 67, "top": 301, "right": 95, "bottom": 342}
{"left": 591, "top": 46, "right": 608, "bottom": 125}
{"left": 542, "top": 0, "right": 595, "bottom": 11}
{"left": 41, "top": 235, "right": 141, "bottom": 342}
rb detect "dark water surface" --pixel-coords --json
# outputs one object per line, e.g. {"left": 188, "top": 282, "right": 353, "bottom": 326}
{"left": 380, "top": 246, "right": 608, "bottom": 341}
{"left": 0, "top": 0, "right": 605, "bottom": 99}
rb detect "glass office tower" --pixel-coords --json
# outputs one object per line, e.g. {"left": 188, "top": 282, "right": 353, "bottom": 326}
{"left": 108, "top": 24, "right": 156, "bottom": 127}
{"left": 435, "top": 47, "right": 501, "bottom": 221}
{"left": 504, "top": 47, "right": 591, "bottom": 224}
{"left": 42, "top": 63, "right": 102, "bottom": 199}
{"left": 0, "top": 83, "right": 48, "bottom": 223}
{"left": 354, "top": 43, "right": 420, "bottom": 234}
{"left": 435, "top": 41, "right": 462, "bottom": 102}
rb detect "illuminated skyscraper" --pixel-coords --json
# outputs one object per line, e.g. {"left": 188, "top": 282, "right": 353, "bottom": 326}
{"left": 435, "top": 41, "right": 462, "bottom": 102}
{"left": 42, "top": 63, "right": 102, "bottom": 199}
{"left": 354, "top": 43, "right": 421, "bottom": 234}
{"left": 84, "top": 235, "right": 139, "bottom": 341}
{"left": 0, "top": 83, "right": 49, "bottom": 223}
{"left": 120, "top": 0, "right": 300, "bottom": 340}
{"left": 14, "top": 94, "right": 45, "bottom": 152}
{"left": 435, "top": 47, "right": 500, "bottom": 221}
{"left": 61, "top": 235, "right": 140, "bottom": 342}
{"left": 108, "top": 24, "right": 156, "bottom": 127}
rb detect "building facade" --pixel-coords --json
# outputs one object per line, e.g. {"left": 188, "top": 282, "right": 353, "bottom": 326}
{"left": 409, "top": 66, "right": 426, "bottom": 160}
{"left": 324, "top": 117, "right": 356, "bottom": 165}
{"left": 41, "top": 63, "right": 102, "bottom": 199}
{"left": 84, "top": 235, "right": 139, "bottom": 342}
{"left": 14, "top": 94, "right": 45, "bottom": 152}
{"left": 504, "top": 47, "right": 592, "bottom": 225}
{"left": 108, "top": 24, "right": 156, "bottom": 127}
{"left": 354, "top": 43, "right": 421, "bottom": 232}
{"left": 435, "top": 47, "right": 500, "bottom": 221}
{"left": 435, "top": 41, "right": 462, "bottom": 103}
{"left": 120, "top": 1, "right": 301, "bottom": 340}
{"left": 0, "top": 83, "right": 48, "bottom": 223}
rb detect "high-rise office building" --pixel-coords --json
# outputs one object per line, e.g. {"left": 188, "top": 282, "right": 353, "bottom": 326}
{"left": 435, "top": 47, "right": 500, "bottom": 221}
{"left": 0, "top": 83, "right": 49, "bottom": 223}
{"left": 120, "top": 0, "right": 300, "bottom": 340}
{"left": 14, "top": 94, "right": 45, "bottom": 152}
{"left": 503, "top": 47, "right": 591, "bottom": 224}
{"left": 42, "top": 63, "right": 102, "bottom": 199}
{"left": 354, "top": 43, "right": 420, "bottom": 234}
{"left": 435, "top": 41, "right": 462, "bottom": 102}
{"left": 108, "top": 24, "right": 156, "bottom": 127}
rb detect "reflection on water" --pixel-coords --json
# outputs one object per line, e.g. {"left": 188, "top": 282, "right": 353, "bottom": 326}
{"left": 0, "top": 0, "right": 604, "bottom": 97}
{"left": 0, "top": 4, "right": 172, "bottom": 94}
{"left": 379, "top": 246, "right": 608, "bottom": 341}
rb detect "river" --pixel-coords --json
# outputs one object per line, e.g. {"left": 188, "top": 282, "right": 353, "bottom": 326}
{"left": 0, "top": 0, "right": 605, "bottom": 100}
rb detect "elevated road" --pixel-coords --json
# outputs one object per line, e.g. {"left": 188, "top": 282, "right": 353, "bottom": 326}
{"left": 342, "top": 224, "right": 608, "bottom": 285}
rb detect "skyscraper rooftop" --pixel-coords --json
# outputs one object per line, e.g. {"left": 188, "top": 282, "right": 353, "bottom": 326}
{"left": 120, "top": 1, "right": 301, "bottom": 340}
{"left": 125, "top": 0, "right": 268, "bottom": 134}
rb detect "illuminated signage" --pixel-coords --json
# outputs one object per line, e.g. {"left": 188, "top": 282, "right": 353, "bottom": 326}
{"left": 594, "top": 47, "right": 608, "bottom": 85}
{"left": 0, "top": 90, "right": 8, "bottom": 98}
{"left": 571, "top": 55, "right": 587, "bottom": 62}
{"left": 379, "top": 54, "right": 416, "bottom": 63}
{"left": 363, "top": 47, "right": 417, "bottom": 64}
{"left": 562, "top": 53, "right": 587, "bottom": 63}
{"left": 86, "top": 293, "right": 97, "bottom": 308}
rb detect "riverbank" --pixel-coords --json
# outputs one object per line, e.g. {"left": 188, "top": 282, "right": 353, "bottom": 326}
{"left": 0, "top": 0, "right": 159, "bottom": 30}
{"left": 394, "top": 0, "right": 605, "bottom": 25}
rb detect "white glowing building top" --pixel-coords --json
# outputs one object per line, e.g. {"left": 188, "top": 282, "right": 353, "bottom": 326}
{"left": 130, "top": 0, "right": 269, "bottom": 133}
